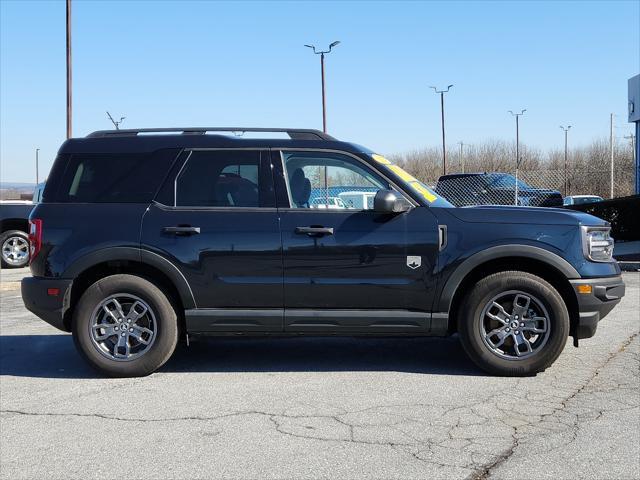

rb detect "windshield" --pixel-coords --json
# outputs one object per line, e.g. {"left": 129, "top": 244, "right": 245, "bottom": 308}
{"left": 369, "top": 154, "right": 454, "bottom": 208}
{"left": 486, "top": 173, "right": 530, "bottom": 189}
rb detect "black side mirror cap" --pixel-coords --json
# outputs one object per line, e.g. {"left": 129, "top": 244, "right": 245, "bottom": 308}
{"left": 373, "top": 190, "right": 410, "bottom": 213}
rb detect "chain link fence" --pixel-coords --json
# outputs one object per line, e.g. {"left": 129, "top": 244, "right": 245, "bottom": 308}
{"left": 432, "top": 170, "right": 617, "bottom": 208}
{"left": 305, "top": 171, "right": 625, "bottom": 209}
{"left": 391, "top": 138, "right": 636, "bottom": 208}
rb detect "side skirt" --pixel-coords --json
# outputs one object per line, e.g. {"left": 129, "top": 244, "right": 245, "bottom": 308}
{"left": 185, "top": 308, "right": 450, "bottom": 336}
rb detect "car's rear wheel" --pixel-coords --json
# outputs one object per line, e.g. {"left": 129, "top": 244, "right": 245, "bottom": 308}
{"left": 0, "top": 230, "right": 30, "bottom": 268}
{"left": 72, "top": 274, "right": 178, "bottom": 377}
{"left": 458, "top": 271, "right": 569, "bottom": 376}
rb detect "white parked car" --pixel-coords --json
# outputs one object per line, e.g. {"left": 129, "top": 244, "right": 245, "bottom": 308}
{"left": 563, "top": 195, "right": 604, "bottom": 206}
{"left": 338, "top": 191, "right": 377, "bottom": 209}
{"left": 310, "top": 196, "right": 346, "bottom": 209}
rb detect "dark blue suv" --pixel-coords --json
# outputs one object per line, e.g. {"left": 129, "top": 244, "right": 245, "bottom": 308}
{"left": 21, "top": 128, "right": 625, "bottom": 377}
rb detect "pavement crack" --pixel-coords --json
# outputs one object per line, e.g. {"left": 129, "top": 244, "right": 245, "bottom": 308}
{"left": 468, "top": 330, "right": 640, "bottom": 480}
{"left": 0, "top": 409, "right": 271, "bottom": 423}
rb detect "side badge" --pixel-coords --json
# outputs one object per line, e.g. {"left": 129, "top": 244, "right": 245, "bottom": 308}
{"left": 407, "top": 256, "right": 421, "bottom": 269}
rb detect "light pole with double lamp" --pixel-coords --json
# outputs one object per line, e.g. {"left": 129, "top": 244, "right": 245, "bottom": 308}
{"left": 305, "top": 41, "right": 340, "bottom": 134}
{"left": 430, "top": 85, "right": 454, "bottom": 175}
{"left": 305, "top": 41, "right": 340, "bottom": 206}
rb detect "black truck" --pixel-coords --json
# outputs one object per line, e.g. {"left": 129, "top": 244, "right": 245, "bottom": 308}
{"left": 0, "top": 201, "right": 33, "bottom": 268}
{"left": 21, "top": 128, "right": 625, "bottom": 377}
{"left": 435, "top": 172, "right": 564, "bottom": 207}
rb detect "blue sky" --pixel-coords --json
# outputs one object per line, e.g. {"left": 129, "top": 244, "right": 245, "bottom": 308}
{"left": 1, "top": 0, "right": 638, "bottom": 183}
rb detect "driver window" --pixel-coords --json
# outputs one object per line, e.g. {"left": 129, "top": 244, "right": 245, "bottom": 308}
{"left": 282, "top": 152, "right": 388, "bottom": 210}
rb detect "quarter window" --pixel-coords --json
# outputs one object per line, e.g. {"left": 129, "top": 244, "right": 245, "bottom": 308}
{"left": 56, "top": 151, "right": 177, "bottom": 203}
{"left": 175, "top": 150, "right": 261, "bottom": 207}
{"left": 282, "top": 152, "right": 388, "bottom": 210}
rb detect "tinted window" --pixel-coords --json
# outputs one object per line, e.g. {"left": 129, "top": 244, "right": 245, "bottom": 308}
{"left": 175, "top": 150, "right": 261, "bottom": 207}
{"left": 55, "top": 150, "right": 178, "bottom": 203}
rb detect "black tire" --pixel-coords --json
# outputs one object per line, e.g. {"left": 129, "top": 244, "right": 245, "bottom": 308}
{"left": 458, "top": 271, "right": 569, "bottom": 376}
{"left": 0, "top": 230, "right": 30, "bottom": 268}
{"left": 72, "top": 274, "right": 179, "bottom": 377}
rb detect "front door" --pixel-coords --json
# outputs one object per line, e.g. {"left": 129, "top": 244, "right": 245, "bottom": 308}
{"left": 141, "top": 149, "right": 283, "bottom": 332}
{"left": 273, "top": 149, "right": 440, "bottom": 333}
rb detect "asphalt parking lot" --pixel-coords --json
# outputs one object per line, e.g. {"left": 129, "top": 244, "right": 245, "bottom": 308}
{"left": 1, "top": 267, "right": 638, "bottom": 480}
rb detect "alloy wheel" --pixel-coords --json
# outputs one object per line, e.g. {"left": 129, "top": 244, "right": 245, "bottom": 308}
{"left": 89, "top": 294, "right": 157, "bottom": 361}
{"left": 480, "top": 290, "right": 550, "bottom": 360}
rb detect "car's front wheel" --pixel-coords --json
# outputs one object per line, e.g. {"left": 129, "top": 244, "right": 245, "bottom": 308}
{"left": 458, "top": 271, "right": 569, "bottom": 376}
{"left": 72, "top": 274, "right": 179, "bottom": 377}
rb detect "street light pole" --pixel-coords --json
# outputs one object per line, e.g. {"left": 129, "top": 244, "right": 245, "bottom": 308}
{"left": 560, "top": 125, "right": 571, "bottom": 196}
{"left": 430, "top": 85, "right": 453, "bottom": 175}
{"left": 457, "top": 141, "right": 465, "bottom": 173}
{"left": 509, "top": 109, "right": 526, "bottom": 205}
{"left": 624, "top": 134, "right": 636, "bottom": 164}
{"left": 66, "top": 0, "right": 72, "bottom": 139}
{"left": 35, "top": 148, "right": 40, "bottom": 185}
{"left": 610, "top": 113, "right": 615, "bottom": 198}
{"left": 305, "top": 41, "right": 340, "bottom": 134}
{"left": 305, "top": 41, "right": 340, "bottom": 207}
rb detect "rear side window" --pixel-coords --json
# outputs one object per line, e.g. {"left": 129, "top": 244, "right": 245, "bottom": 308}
{"left": 55, "top": 150, "right": 178, "bottom": 203}
{"left": 175, "top": 150, "right": 264, "bottom": 207}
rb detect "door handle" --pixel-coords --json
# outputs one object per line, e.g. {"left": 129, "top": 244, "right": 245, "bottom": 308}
{"left": 163, "top": 226, "right": 201, "bottom": 235}
{"left": 295, "top": 226, "right": 334, "bottom": 236}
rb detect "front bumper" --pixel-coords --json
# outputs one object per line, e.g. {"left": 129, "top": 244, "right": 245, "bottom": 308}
{"left": 569, "top": 275, "right": 625, "bottom": 339}
{"left": 21, "top": 276, "right": 73, "bottom": 332}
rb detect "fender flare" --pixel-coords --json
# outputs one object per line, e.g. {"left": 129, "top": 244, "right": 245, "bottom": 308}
{"left": 64, "top": 246, "right": 196, "bottom": 309}
{"left": 436, "top": 244, "right": 580, "bottom": 313}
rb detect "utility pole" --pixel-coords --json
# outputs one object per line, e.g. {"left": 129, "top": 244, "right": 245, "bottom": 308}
{"left": 610, "top": 113, "right": 615, "bottom": 198}
{"left": 509, "top": 109, "right": 526, "bottom": 205}
{"left": 624, "top": 134, "right": 636, "bottom": 164}
{"left": 106, "top": 111, "right": 126, "bottom": 130}
{"left": 560, "top": 125, "right": 571, "bottom": 196}
{"left": 66, "top": 0, "right": 72, "bottom": 139}
{"left": 430, "top": 85, "right": 454, "bottom": 175}
{"left": 457, "top": 141, "right": 465, "bottom": 173}
{"left": 305, "top": 41, "right": 340, "bottom": 133}
{"left": 35, "top": 148, "right": 40, "bottom": 185}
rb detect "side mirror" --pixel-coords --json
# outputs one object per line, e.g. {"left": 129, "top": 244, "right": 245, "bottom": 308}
{"left": 373, "top": 190, "right": 410, "bottom": 213}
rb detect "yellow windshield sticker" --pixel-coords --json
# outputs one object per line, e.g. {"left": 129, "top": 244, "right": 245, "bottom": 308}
{"left": 387, "top": 164, "right": 418, "bottom": 183}
{"left": 409, "top": 181, "right": 438, "bottom": 203}
{"left": 371, "top": 153, "right": 391, "bottom": 165}
{"left": 370, "top": 154, "right": 438, "bottom": 204}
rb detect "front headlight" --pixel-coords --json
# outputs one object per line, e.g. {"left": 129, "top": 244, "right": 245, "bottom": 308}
{"left": 581, "top": 226, "right": 614, "bottom": 262}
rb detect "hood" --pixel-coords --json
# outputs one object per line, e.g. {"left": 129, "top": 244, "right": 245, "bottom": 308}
{"left": 447, "top": 205, "right": 607, "bottom": 226}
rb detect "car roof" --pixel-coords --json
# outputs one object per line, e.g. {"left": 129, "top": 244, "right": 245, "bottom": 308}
{"left": 438, "top": 172, "right": 503, "bottom": 179}
{"left": 567, "top": 195, "right": 602, "bottom": 198}
{"left": 58, "top": 128, "right": 369, "bottom": 155}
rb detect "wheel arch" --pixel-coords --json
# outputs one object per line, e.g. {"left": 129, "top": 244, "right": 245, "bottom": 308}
{"left": 62, "top": 248, "right": 195, "bottom": 331}
{"left": 0, "top": 218, "right": 29, "bottom": 234}
{"left": 440, "top": 246, "right": 580, "bottom": 335}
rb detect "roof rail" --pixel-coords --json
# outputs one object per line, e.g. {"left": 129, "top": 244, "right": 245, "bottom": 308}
{"left": 86, "top": 127, "right": 336, "bottom": 141}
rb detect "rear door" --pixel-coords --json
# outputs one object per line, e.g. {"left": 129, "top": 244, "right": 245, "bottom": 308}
{"left": 141, "top": 148, "right": 283, "bottom": 333}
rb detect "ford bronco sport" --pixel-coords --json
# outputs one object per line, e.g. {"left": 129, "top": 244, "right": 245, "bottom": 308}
{"left": 21, "top": 128, "right": 625, "bottom": 377}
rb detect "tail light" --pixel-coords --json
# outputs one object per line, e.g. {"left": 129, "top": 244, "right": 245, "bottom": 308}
{"left": 28, "top": 219, "right": 42, "bottom": 263}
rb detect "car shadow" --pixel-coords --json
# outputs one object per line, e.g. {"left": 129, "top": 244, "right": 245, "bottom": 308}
{"left": 0, "top": 334, "right": 484, "bottom": 379}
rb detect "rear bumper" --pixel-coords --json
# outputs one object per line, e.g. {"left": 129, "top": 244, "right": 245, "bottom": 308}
{"left": 21, "top": 276, "right": 73, "bottom": 332}
{"left": 569, "top": 275, "right": 625, "bottom": 339}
